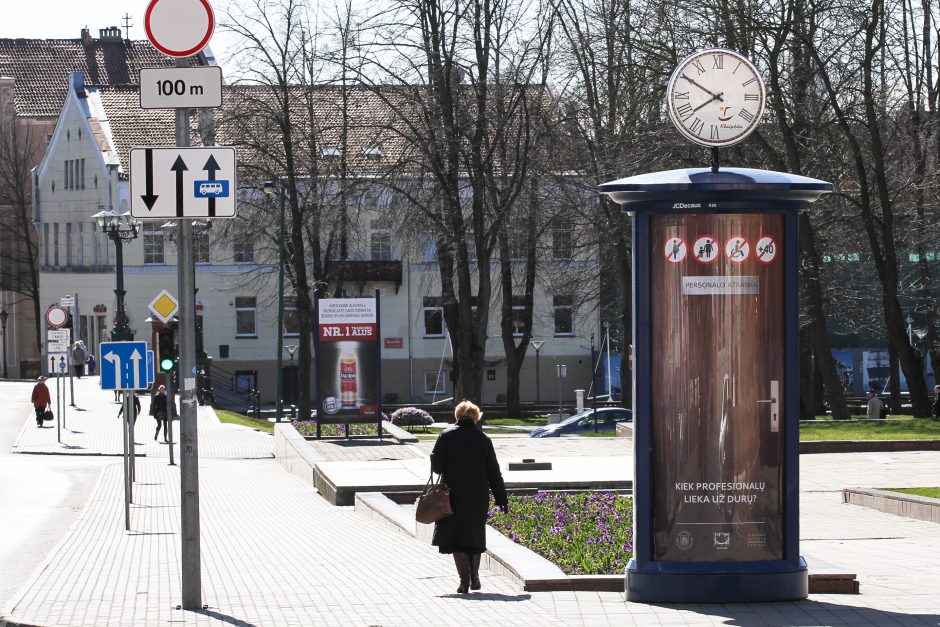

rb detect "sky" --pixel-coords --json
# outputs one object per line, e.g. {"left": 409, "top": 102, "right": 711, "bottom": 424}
{"left": 1, "top": 1, "right": 239, "bottom": 72}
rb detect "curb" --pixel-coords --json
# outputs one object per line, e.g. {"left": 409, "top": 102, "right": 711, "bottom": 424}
{"left": 842, "top": 488, "right": 940, "bottom": 524}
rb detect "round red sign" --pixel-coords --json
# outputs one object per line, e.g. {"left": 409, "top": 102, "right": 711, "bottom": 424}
{"left": 46, "top": 306, "right": 69, "bottom": 329}
{"left": 145, "top": 0, "right": 215, "bottom": 58}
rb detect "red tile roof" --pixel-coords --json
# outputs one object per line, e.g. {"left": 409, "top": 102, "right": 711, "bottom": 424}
{"left": 0, "top": 32, "right": 202, "bottom": 117}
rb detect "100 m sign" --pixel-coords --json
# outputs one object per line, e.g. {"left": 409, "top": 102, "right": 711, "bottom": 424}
{"left": 139, "top": 67, "right": 222, "bottom": 109}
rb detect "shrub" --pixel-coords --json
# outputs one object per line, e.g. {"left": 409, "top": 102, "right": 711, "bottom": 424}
{"left": 292, "top": 415, "right": 388, "bottom": 438}
{"left": 390, "top": 406, "right": 434, "bottom": 428}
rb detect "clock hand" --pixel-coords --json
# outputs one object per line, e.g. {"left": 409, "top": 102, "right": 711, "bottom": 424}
{"left": 680, "top": 74, "right": 724, "bottom": 101}
{"left": 692, "top": 92, "right": 724, "bottom": 113}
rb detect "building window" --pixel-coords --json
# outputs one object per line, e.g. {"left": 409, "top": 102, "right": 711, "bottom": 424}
{"left": 423, "top": 297, "right": 445, "bottom": 337}
{"left": 321, "top": 147, "right": 340, "bottom": 158}
{"left": 553, "top": 295, "right": 574, "bottom": 336}
{"left": 233, "top": 230, "right": 254, "bottom": 263}
{"left": 193, "top": 225, "right": 210, "bottom": 263}
{"left": 283, "top": 297, "right": 299, "bottom": 336}
{"left": 511, "top": 296, "right": 526, "bottom": 337}
{"left": 77, "top": 222, "right": 84, "bottom": 266}
{"left": 420, "top": 233, "right": 437, "bottom": 262}
{"left": 424, "top": 371, "right": 446, "bottom": 395}
{"left": 371, "top": 225, "right": 392, "bottom": 261}
{"left": 143, "top": 231, "right": 165, "bottom": 264}
{"left": 79, "top": 158, "right": 85, "bottom": 189}
{"left": 64, "top": 160, "right": 71, "bottom": 189}
{"left": 552, "top": 220, "right": 573, "bottom": 259}
{"left": 65, "top": 223, "right": 72, "bottom": 266}
{"left": 53, "top": 223, "right": 60, "bottom": 266}
{"left": 235, "top": 297, "right": 257, "bottom": 337}
{"left": 363, "top": 146, "right": 383, "bottom": 160}
{"left": 43, "top": 223, "right": 50, "bottom": 266}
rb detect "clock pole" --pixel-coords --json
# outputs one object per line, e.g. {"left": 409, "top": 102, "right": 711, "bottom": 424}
{"left": 711, "top": 147, "right": 720, "bottom": 173}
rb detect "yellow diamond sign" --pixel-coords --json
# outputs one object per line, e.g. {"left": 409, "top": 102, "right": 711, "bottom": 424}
{"left": 149, "top": 289, "right": 179, "bottom": 323}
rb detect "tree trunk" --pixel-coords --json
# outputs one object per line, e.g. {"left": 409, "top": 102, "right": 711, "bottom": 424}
{"left": 799, "top": 325, "right": 815, "bottom": 420}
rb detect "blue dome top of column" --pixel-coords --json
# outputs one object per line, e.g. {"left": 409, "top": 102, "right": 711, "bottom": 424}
{"left": 598, "top": 167, "right": 832, "bottom": 210}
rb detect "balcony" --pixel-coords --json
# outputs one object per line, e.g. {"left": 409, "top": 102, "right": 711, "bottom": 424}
{"left": 327, "top": 260, "right": 403, "bottom": 291}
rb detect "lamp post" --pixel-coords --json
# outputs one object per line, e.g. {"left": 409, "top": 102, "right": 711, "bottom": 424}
{"left": 263, "top": 180, "right": 286, "bottom": 422}
{"left": 556, "top": 363, "right": 567, "bottom": 422}
{"left": 590, "top": 331, "right": 598, "bottom": 432}
{"left": 93, "top": 210, "right": 141, "bottom": 341}
{"left": 0, "top": 307, "right": 8, "bottom": 378}
{"left": 531, "top": 340, "right": 544, "bottom": 404}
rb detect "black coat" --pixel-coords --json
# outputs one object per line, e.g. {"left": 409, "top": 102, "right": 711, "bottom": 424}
{"left": 430, "top": 419, "right": 507, "bottom": 553}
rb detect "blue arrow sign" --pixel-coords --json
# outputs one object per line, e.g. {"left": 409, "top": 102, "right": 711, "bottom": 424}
{"left": 147, "top": 350, "right": 155, "bottom": 386}
{"left": 99, "top": 341, "right": 149, "bottom": 391}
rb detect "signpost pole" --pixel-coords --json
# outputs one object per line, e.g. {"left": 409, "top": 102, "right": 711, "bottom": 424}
{"left": 123, "top": 390, "right": 131, "bottom": 530}
{"left": 176, "top": 63, "right": 202, "bottom": 610}
{"left": 167, "top": 372, "right": 176, "bottom": 466}
{"left": 56, "top": 368, "right": 62, "bottom": 444}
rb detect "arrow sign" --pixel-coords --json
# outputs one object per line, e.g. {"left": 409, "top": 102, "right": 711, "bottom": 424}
{"left": 99, "top": 341, "right": 149, "bottom": 390}
{"left": 203, "top": 155, "right": 220, "bottom": 217}
{"left": 104, "top": 351, "right": 122, "bottom": 390}
{"left": 131, "top": 147, "right": 236, "bottom": 219}
{"left": 141, "top": 148, "right": 159, "bottom": 210}
{"left": 172, "top": 155, "right": 188, "bottom": 218}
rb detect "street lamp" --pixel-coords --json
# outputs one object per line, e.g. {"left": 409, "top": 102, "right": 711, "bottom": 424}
{"left": 0, "top": 307, "right": 8, "bottom": 378}
{"left": 590, "top": 331, "right": 598, "bottom": 432}
{"left": 263, "top": 180, "right": 286, "bottom": 422}
{"left": 93, "top": 210, "right": 141, "bottom": 341}
{"left": 531, "top": 340, "right": 544, "bottom": 404}
{"left": 556, "top": 363, "right": 567, "bottom": 422}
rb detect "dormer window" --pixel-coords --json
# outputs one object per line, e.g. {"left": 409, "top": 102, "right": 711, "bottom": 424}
{"left": 321, "top": 147, "right": 340, "bottom": 158}
{"left": 363, "top": 146, "right": 383, "bottom": 160}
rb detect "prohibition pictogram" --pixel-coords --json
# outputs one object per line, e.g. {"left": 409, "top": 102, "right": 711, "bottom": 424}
{"left": 755, "top": 235, "right": 778, "bottom": 264}
{"left": 725, "top": 235, "right": 750, "bottom": 263}
{"left": 693, "top": 235, "right": 719, "bottom": 264}
{"left": 664, "top": 237, "right": 688, "bottom": 263}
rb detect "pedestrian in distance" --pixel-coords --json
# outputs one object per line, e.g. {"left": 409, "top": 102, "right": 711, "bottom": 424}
{"left": 151, "top": 385, "right": 169, "bottom": 442}
{"left": 70, "top": 341, "right": 87, "bottom": 378}
{"left": 86, "top": 353, "right": 96, "bottom": 376}
{"left": 932, "top": 385, "right": 940, "bottom": 419}
{"left": 31, "top": 376, "right": 51, "bottom": 428}
{"left": 117, "top": 393, "right": 141, "bottom": 423}
{"left": 867, "top": 389, "right": 885, "bottom": 420}
{"left": 430, "top": 400, "right": 508, "bottom": 594}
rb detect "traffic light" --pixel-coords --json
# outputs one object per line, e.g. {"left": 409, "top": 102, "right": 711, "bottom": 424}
{"left": 158, "top": 327, "right": 176, "bottom": 372}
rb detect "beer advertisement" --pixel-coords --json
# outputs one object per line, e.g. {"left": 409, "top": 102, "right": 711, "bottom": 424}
{"left": 650, "top": 213, "right": 785, "bottom": 562}
{"left": 316, "top": 297, "right": 380, "bottom": 421}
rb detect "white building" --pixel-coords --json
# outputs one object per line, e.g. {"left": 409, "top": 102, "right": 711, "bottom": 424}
{"left": 32, "top": 71, "right": 601, "bottom": 407}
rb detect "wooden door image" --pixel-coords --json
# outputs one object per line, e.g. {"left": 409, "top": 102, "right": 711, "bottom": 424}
{"left": 650, "top": 213, "right": 784, "bottom": 562}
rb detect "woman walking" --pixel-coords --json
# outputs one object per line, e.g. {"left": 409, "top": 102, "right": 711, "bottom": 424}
{"left": 430, "top": 400, "right": 508, "bottom": 593}
{"left": 152, "top": 385, "right": 169, "bottom": 442}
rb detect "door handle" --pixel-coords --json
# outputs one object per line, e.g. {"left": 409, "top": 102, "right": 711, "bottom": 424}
{"left": 757, "top": 380, "right": 780, "bottom": 433}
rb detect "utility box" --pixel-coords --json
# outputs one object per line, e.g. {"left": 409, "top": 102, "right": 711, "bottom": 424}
{"left": 599, "top": 167, "right": 831, "bottom": 603}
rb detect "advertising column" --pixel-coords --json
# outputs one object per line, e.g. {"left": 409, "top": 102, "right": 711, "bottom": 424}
{"left": 316, "top": 297, "right": 381, "bottom": 427}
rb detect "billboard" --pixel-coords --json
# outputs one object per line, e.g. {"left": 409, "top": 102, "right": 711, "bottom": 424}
{"left": 650, "top": 213, "right": 784, "bottom": 562}
{"left": 315, "top": 297, "right": 380, "bottom": 422}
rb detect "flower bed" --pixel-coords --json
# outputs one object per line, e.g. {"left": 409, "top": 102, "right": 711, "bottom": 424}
{"left": 487, "top": 491, "right": 633, "bottom": 575}
{"left": 292, "top": 420, "right": 385, "bottom": 438}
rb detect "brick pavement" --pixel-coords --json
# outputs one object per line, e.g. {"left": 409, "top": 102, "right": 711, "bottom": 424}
{"left": 4, "top": 379, "right": 940, "bottom": 625}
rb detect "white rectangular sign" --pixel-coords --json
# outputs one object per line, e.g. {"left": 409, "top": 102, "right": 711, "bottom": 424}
{"left": 130, "top": 147, "right": 237, "bottom": 219}
{"left": 47, "top": 329, "right": 71, "bottom": 342}
{"left": 681, "top": 276, "right": 760, "bottom": 296}
{"left": 139, "top": 67, "right": 223, "bottom": 109}
{"left": 59, "top": 295, "right": 75, "bottom": 307}
{"left": 47, "top": 352, "right": 68, "bottom": 374}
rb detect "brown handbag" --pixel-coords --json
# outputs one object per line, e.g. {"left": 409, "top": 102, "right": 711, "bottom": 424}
{"left": 415, "top": 472, "right": 453, "bottom": 524}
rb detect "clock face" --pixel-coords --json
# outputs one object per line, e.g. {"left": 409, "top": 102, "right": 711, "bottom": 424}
{"left": 666, "top": 49, "right": 766, "bottom": 147}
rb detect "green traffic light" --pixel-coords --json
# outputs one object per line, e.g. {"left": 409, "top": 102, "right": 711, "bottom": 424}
{"left": 160, "top": 358, "right": 175, "bottom": 372}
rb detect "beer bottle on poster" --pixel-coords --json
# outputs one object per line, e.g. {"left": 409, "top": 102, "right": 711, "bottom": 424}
{"left": 340, "top": 354, "right": 358, "bottom": 407}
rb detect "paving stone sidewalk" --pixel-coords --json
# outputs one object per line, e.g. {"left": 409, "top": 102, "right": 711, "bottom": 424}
{"left": 4, "top": 378, "right": 940, "bottom": 625}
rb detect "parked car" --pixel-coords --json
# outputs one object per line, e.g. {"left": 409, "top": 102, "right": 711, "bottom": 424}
{"left": 529, "top": 407, "right": 632, "bottom": 438}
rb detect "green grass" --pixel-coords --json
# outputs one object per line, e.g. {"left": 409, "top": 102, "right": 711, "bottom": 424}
{"left": 580, "top": 431, "right": 618, "bottom": 437}
{"left": 215, "top": 409, "right": 273, "bottom": 434}
{"left": 484, "top": 416, "right": 549, "bottom": 427}
{"left": 880, "top": 487, "right": 940, "bottom": 499}
{"left": 800, "top": 417, "right": 940, "bottom": 441}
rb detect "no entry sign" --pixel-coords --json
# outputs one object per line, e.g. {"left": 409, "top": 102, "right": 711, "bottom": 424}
{"left": 145, "top": 0, "right": 215, "bottom": 58}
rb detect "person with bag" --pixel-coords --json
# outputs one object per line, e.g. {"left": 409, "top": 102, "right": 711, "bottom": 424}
{"left": 152, "top": 385, "right": 169, "bottom": 442}
{"left": 429, "top": 400, "right": 508, "bottom": 594}
{"left": 31, "top": 376, "right": 52, "bottom": 427}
